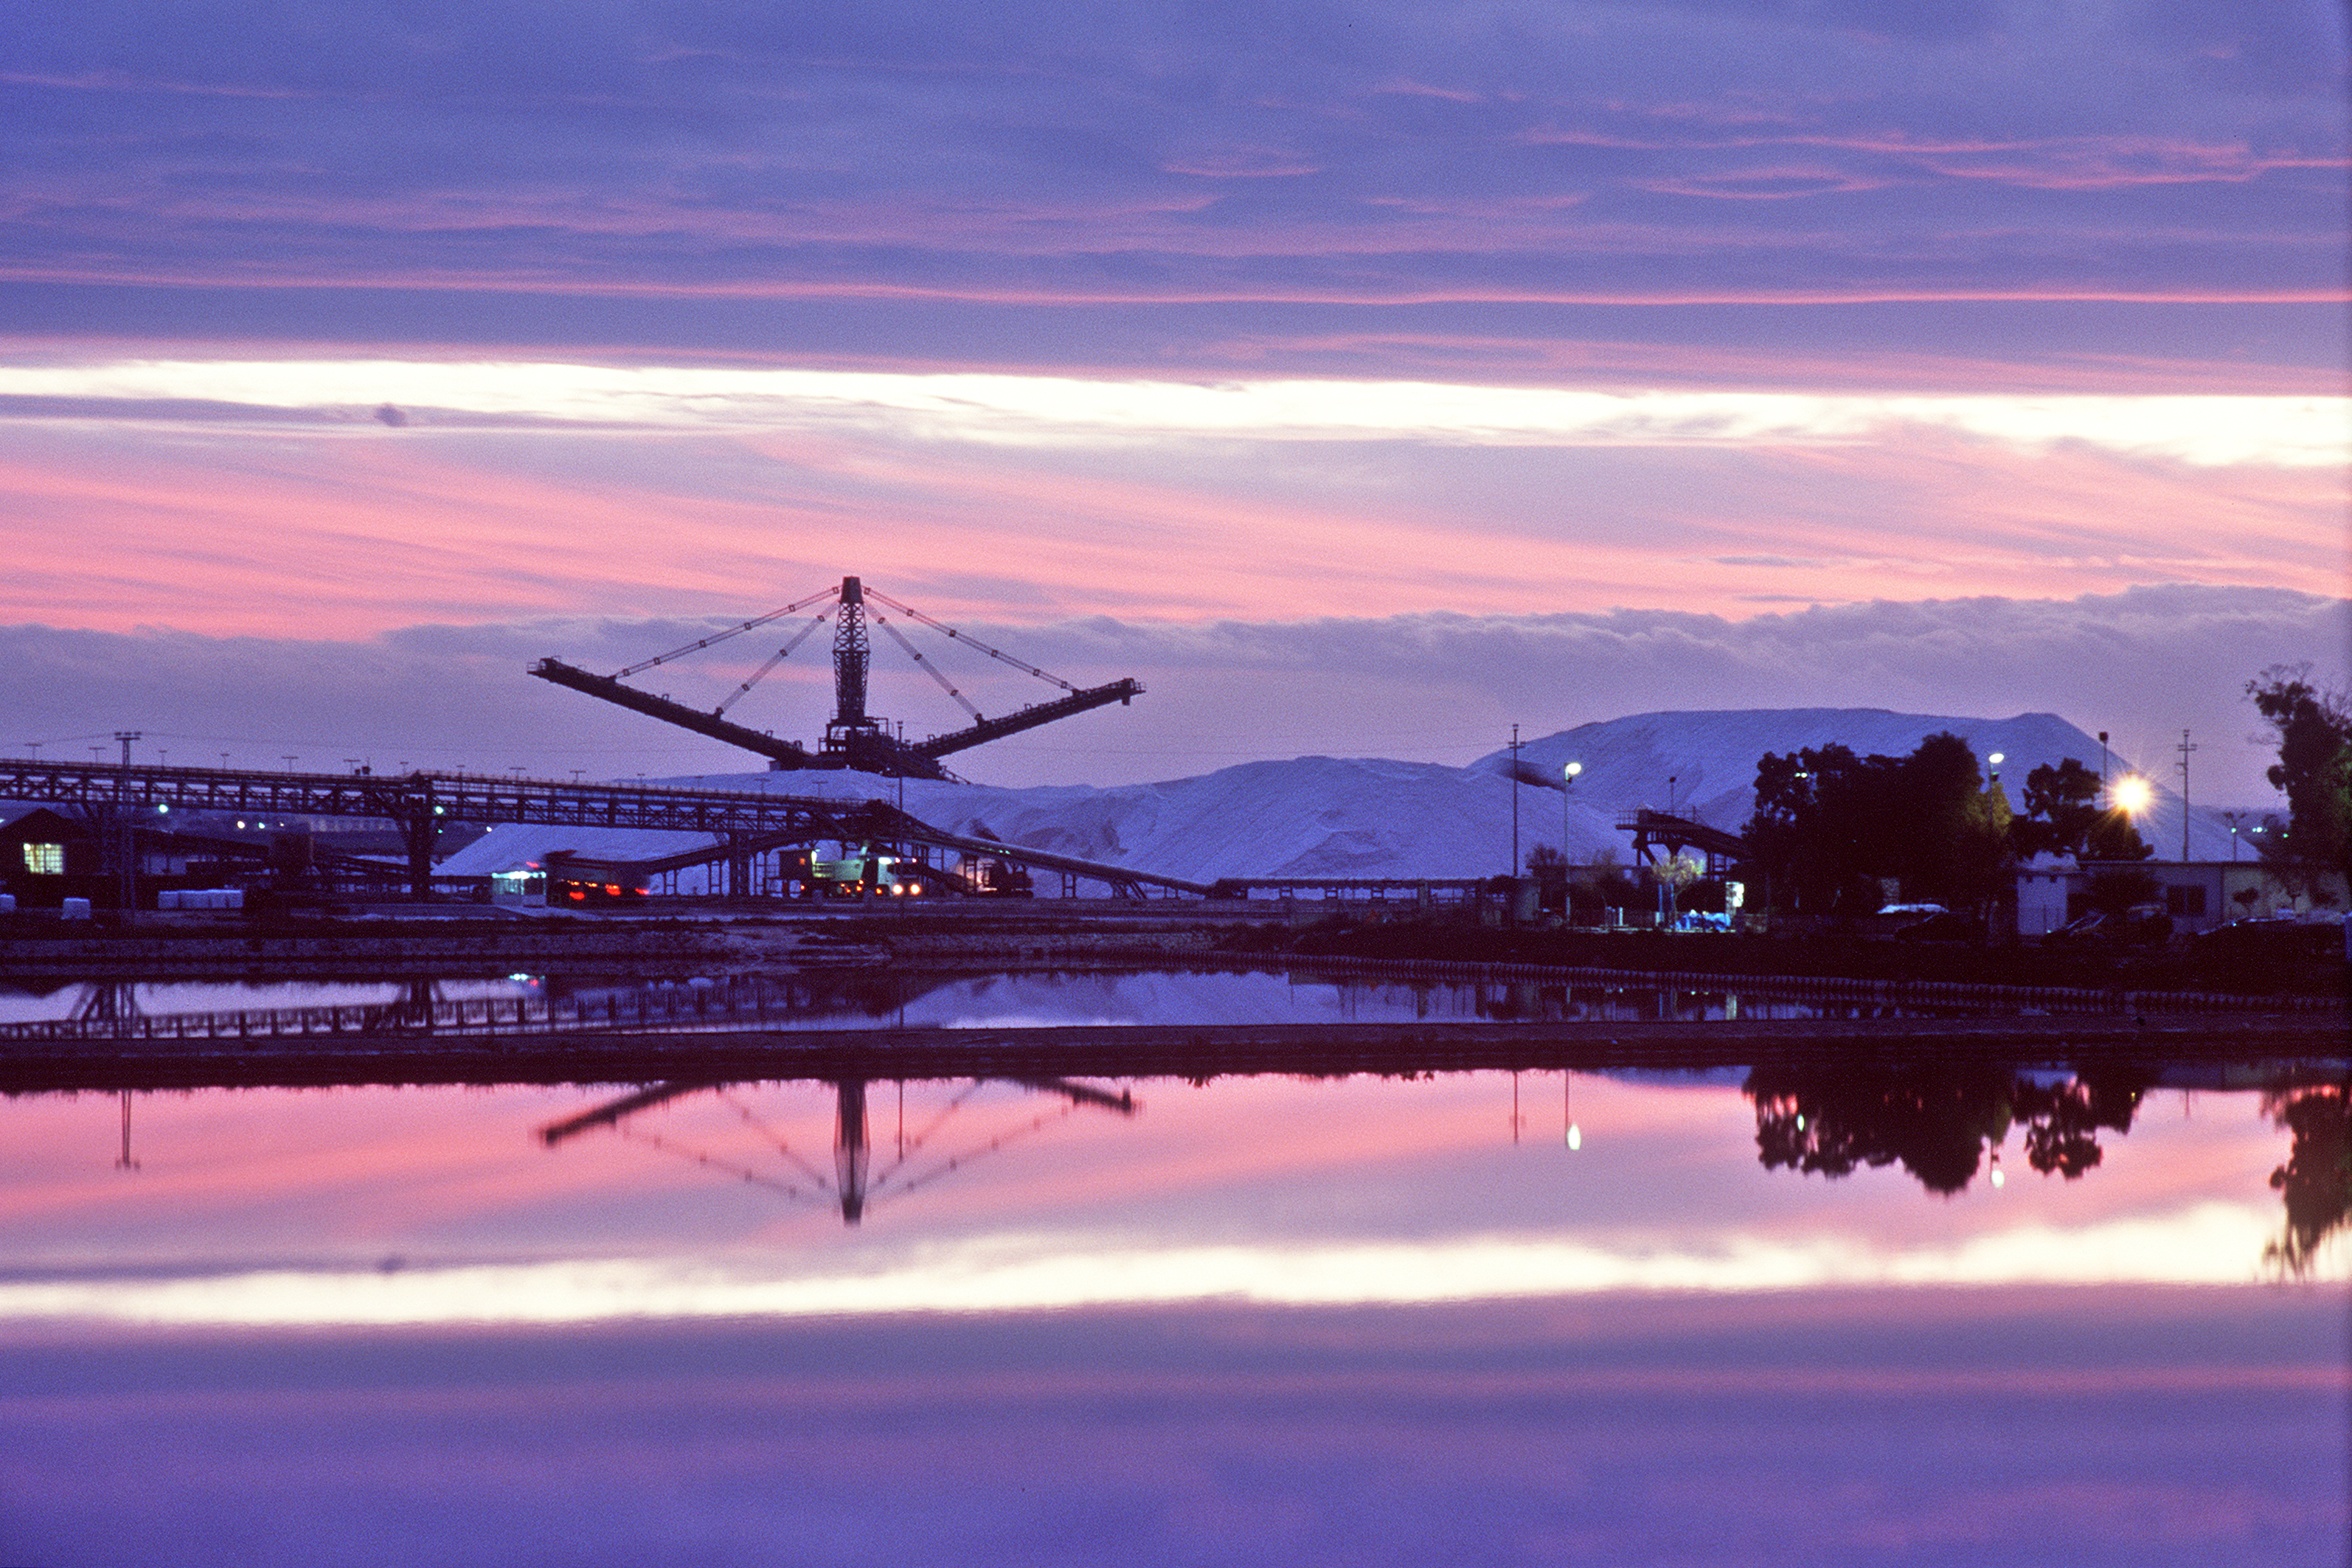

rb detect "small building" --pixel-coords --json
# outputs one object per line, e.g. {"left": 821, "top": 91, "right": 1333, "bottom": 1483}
{"left": 2016, "top": 852, "right": 2345, "bottom": 937}
{"left": 1, "top": 805, "right": 266, "bottom": 910}
{"left": 2016, "top": 851, "right": 2076, "bottom": 936}
{"left": 2, "top": 806, "right": 111, "bottom": 909}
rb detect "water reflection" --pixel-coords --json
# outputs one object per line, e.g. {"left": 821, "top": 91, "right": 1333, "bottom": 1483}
{"left": 2266, "top": 1083, "right": 2351, "bottom": 1276}
{"left": 540, "top": 1075, "right": 1137, "bottom": 1225}
{"left": 1746, "top": 1061, "right": 2152, "bottom": 1195}
{"left": 0, "top": 971, "right": 2339, "bottom": 1567}
{"left": 473, "top": 1055, "right": 2352, "bottom": 1284}
{"left": 1, "top": 965, "right": 2158, "bottom": 1041}
{"left": 1738, "top": 1062, "right": 2351, "bottom": 1274}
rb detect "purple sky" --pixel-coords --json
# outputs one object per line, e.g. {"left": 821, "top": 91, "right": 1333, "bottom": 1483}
{"left": 1, "top": 1, "right": 2344, "bottom": 797}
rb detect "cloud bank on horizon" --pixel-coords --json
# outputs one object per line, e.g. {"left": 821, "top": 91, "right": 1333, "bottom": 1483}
{"left": 1, "top": 1, "right": 2343, "bottom": 798}
{"left": 3, "top": 586, "right": 2339, "bottom": 801}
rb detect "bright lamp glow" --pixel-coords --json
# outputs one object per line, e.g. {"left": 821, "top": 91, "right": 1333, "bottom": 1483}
{"left": 1564, "top": 761, "right": 1583, "bottom": 777}
{"left": 2112, "top": 776, "right": 2154, "bottom": 813}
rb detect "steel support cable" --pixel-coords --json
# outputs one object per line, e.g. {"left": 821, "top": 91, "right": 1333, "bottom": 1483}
{"left": 861, "top": 587, "right": 1077, "bottom": 693}
{"left": 885, "top": 1102, "right": 1082, "bottom": 1200}
{"left": 613, "top": 586, "right": 839, "bottom": 679}
{"left": 712, "top": 611, "right": 833, "bottom": 718}
{"left": 617, "top": 1124, "right": 822, "bottom": 1202}
{"left": 870, "top": 614, "right": 985, "bottom": 723}
{"left": 860, "top": 1080, "right": 991, "bottom": 1193}
{"left": 718, "top": 1090, "right": 840, "bottom": 1190}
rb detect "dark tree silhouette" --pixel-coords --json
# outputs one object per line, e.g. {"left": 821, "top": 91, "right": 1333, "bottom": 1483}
{"left": 2247, "top": 666, "right": 2352, "bottom": 899}
{"left": 2011, "top": 757, "right": 2153, "bottom": 861}
{"left": 1746, "top": 732, "right": 2012, "bottom": 915}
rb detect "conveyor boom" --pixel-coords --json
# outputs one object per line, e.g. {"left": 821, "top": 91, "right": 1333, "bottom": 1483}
{"left": 912, "top": 679, "right": 1143, "bottom": 760}
{"left": 530, "top": 658, "right": 814, "bottom": 770}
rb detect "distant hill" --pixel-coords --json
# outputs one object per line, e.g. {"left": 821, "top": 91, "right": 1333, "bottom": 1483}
{"left": 1482, "top": 709, "right": 2109, "bottom": 828}
{"left": 439, "top": 707, "right": 2250, "bottom": 884}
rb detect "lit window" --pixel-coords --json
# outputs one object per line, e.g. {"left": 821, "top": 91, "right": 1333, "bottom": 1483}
{"left": 22, "top": 843, "right": 64, "bottom": 875}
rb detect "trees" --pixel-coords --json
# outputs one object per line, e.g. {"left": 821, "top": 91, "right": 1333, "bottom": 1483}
{"left": 2247, "top": 665, "right": 2352, "bottom": 893}
{"left": 1745, "top": 732, "right": 2011, "bottom": 913}
{"left": 2010, "top": 757, "right": 2153, "bottom": 861}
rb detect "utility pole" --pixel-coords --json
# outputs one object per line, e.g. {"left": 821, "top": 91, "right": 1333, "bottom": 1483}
{"left": 1509, "top": 724, "right": 1520, "bottom": 875}
{"left": 2176, "top": 729, "right": 2198, "bottom": 861}
{"left": 109, "top": 732, "right": 142, "bottom": 912}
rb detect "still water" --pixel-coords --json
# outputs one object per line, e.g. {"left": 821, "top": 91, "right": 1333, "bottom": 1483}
{"left": 0, "top": 970, "right": 2343, "bottom": 1566}
{"left": 0, "top": 964, "right": 2145, "bottom": 1035}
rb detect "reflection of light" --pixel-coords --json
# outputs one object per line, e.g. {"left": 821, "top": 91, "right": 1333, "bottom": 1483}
{"left": 2112, "top": 776, "right": 2154, "bottom": 814}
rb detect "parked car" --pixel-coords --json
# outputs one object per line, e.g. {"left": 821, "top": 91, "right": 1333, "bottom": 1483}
{"left": 1893, "top": 910, "right": 1981, "bottom": 943}
{"left": 2043, "top": 905, "right": 2173, "bottom": 948}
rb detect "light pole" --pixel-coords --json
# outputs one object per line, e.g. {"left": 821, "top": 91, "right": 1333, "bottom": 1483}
{"left": 1561, "top": 760, "right": 1583, "bottom": 831}
{"left": 1562, "top": 760, "right": 1583, "bottom": 925}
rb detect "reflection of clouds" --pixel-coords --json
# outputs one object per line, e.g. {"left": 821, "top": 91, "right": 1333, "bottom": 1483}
{"left": 0, "top": 1201, "right": 2289, "bottom": 1327}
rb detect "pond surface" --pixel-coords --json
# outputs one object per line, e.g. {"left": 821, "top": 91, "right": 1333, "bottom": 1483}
{"left": 0, "top": 971, "right": 2343, "bottom": 1567}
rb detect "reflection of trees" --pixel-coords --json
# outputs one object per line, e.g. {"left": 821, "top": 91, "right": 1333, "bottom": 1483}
{"left": 2009, "top": 1072, "right": 2145, "bottom": 1180}
{"left": 2263, "top": 1083, "right": 2351, "bottom": 1277}
{"left": 1746, "top": 1062, "right": 2146, "bottom": 1196}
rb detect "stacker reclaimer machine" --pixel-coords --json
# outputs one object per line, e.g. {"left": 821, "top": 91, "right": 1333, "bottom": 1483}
{"left": 530, "top": 577, "right": 1142, "bottom": 780}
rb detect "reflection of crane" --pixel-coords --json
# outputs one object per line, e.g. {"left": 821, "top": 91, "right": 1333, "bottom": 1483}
{"left": 72, "top": 981, "right": 142, "bottom": 1026}
{"left": 530, "top": 576, "right": 1143, "bottom": 780}
{"left": 537, "top": 1075, "right": 1138, "bottom": 1226}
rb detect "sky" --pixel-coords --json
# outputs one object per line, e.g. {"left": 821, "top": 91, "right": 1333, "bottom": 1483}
{"left": 2, "top": 1, "right": 2346, "bottom": 799}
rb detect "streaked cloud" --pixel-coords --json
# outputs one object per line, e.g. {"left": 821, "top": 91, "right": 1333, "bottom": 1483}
{"left": 3, "top": 358, "right": 2344, "bottom": 468}
{"left": 0, "top": 0, "right": 2339, "bottom": 385}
